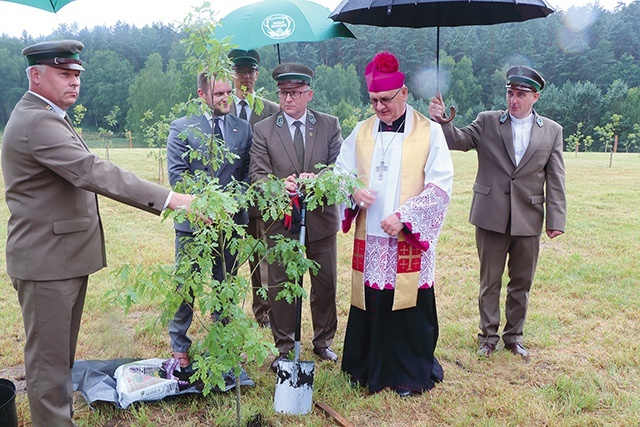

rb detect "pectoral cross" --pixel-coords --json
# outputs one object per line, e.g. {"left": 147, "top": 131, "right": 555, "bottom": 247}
{"left": 376, "top": 159, "right": 388, "bottom": 181}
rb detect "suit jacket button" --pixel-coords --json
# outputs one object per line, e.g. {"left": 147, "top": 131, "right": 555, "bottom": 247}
{"left": 504, "top": 190, "right": 510, "bottom": 195}
{"left": 148, "top": 202, "right": 155, "bottom": 207}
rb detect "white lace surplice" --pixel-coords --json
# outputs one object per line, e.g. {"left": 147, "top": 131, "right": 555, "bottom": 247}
{"left": 336, "top": 105, "right": 454, "bottom": 291}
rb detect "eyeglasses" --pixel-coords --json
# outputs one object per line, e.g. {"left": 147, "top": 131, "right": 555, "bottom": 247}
{"left": 277, "top": 90, "right": 310, "bottom": 100}
{"left": 369, "top": 88, "right": 402, "bottom": 107}
{"left": 233, "top": 67, "right": 257, "bottom": 76}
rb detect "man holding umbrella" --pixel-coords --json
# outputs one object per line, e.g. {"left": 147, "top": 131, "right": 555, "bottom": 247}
{"left": 227, "top": 48, "right": 280, "bottom": 329}
{"left": 249, "top": 62, "right": 342, "bottom": 372}
{"left": 428, "top": 65, "right": 566, "bottom": 359}
{"left": 337, "top": 51, "right": 453, "bottom": 397}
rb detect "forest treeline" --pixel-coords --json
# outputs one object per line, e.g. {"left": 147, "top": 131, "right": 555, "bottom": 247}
{"left": 2, "top": 1, "right": 640, "bottom": 152}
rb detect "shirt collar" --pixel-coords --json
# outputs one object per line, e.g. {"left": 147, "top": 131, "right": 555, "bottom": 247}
{"left": 283, "top": 111, "right": 308, "bottom": 127}
{"left": 509, "top": 112, "right": 534, "bottom": 125}
{"left": 28, "top": 90, "right": 66, "bottom": 117}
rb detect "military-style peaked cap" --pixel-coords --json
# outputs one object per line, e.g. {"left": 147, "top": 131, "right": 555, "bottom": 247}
{"left": 272, "top": 62, "right": 314, "bottom": 86}
{"left": 22, "top": 39, "right": 85, "bottom": 71}
{"left": 228, "top": 49, "right": 260, "bottom": 69}
{"left": 505, "top": 65, "right": 544, "bottom": 92}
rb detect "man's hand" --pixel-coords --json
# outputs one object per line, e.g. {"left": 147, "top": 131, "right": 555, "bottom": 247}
{"left": 167, "top": 192, "right": 195, "bottom": 211}
{"left": 354, "top": 187, "right": 377, "bottom": 210}
{"left": 547, "top": 230, "right": 564, "bottom": 239}
{"left": 380, "top": 213, "right": 403, "bottom": 237}
{"left": 167, "top": 192, "right": 212, "bottom": 224}
{"left": 284, "top": 173, "right": 316, "bottom": 194}
{"left": 428, "top": 93, "right": 446, "bottom": 123}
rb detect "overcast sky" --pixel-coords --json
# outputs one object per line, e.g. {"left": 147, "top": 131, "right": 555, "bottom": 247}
{"left": 0, "top": 0, "right": 634, "bottom": 39}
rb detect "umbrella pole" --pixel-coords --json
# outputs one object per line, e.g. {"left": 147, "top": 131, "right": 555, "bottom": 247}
{"left": 436, "top": 25, "right": 440, "bottom": 94}
{"left": 277, "top": 43, "right": 281, "bottom": 64}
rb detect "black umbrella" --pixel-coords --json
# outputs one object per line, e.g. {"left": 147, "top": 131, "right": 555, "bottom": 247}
{"left": 330, "top": 0, "right": 556, "bottom": 122}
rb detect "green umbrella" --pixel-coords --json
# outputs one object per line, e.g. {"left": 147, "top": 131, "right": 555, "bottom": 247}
{"left": 0, "top": 0, "right": 74, "bottom": 12}
{"left": 214, "top": 0, "right": 355, "bottom": 63}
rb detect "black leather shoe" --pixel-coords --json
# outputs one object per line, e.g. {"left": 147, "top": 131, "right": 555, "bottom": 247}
{"left": 505, "top": 342, "right": 529, "bottom": 359}
{"left": 270, "top": 355, "right": 288, "bottom": 373}
{"left": 477, "top": 342, "right": 496, "bottom": 357}
{"left": 395, "top": 387, "right": 414, "bottom": 397}
{"left": 313, "top": 347, "right": 338, "bottom": 362}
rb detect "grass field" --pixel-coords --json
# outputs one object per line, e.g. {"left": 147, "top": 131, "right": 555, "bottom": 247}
{"left": 1, "top": 147, "right": 639, "bottom": 426}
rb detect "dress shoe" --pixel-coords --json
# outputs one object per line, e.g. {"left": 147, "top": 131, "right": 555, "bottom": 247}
{"left": 477, "top": 342, "right": 496, "bottom": 357}
{"left": 505, "top": 342, "right": 529, "bottom": 359}
{"left": 313, "top": 347, "right": 338, "bottom": 362}
{"left": 395, "top": 387, "right": 414, "bottom": 397}
{"left": 270, "top": 355, "right": 289, "bottom": 373}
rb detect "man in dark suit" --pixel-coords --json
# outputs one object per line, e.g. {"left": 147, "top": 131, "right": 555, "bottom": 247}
{"left": 1, "top": 40, "right": 195, "bottom": 427}
{"left": 249, "top": 63, "right": 342, "bottom": 372}
{"left": 228, "top": 49, "right": 280, "bottom": 328}
{"left": 429, "top": 65, "right": 566, "bottom": 359}
{"left": 167, "top": 73, "right": 253, "bottom": 368}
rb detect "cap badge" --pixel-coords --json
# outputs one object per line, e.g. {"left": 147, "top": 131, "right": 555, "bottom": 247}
{"left": 262, "top": 14, "right": 295, "bottom": 40}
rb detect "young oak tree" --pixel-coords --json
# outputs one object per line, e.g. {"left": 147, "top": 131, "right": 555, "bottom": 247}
{"left": 109, "top": 4, "right": 361, "bottom": 425}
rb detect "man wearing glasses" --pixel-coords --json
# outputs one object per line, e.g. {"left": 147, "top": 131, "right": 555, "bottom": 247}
{"left": 249, "top": 62, "right": 343, "bottom": 372}
{"left": 336, "top": 51, "right": 453, "bottom": 397}
{"left": 228, "top": 49, "right": 280, "bottom": 329}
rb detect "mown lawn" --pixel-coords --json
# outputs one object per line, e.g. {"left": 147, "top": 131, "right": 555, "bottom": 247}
{"left": 1, "top": 147, "right": 639, "bottom": 426}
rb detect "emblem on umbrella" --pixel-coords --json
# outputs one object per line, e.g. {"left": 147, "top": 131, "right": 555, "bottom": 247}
{"left": 262, "top": 14, "right": 296, "bottom": 40}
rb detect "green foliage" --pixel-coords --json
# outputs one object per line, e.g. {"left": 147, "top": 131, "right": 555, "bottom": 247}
{"left": 125, "top": 53, "right": 189, "bottom": 139}
{"left": 105, "top": 5, "right": 363, "bottom": 425}
{"left": 140, "top": 109, "right": 172, "bottom": 184}
{"left": 594, "top": 113, "right": 622, "bottom": 152}
{"left": 98, "top": 106, "right": 120, "bottom": 160}
{"left": 80, "top": 50, "right": 135, "bottom": 132}
{"left": 565, "top": 122, "right": 594, "bottom": 155}
{"left": 7, "top": 3, "right": 640, "bottom": 150}
{"left": 72, "top": 104, "right": 86, "bottom": 129}
{"left": 0, "top": 42, "right": 27, "bottom": 124}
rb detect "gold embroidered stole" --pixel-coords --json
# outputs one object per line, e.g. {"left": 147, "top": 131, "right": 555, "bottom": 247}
{"left": 351, "top": 109, "right": 432, "bottom": 311}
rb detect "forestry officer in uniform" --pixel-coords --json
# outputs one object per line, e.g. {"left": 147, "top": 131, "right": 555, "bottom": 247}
{"left": 429, "top": 65, "right": 566, "bottom": 360}
{"left": 2, "top": 39, "right": 195, "bottom": 426}
{"left": 249, "top": 62, "right": 342, "bottom": 372}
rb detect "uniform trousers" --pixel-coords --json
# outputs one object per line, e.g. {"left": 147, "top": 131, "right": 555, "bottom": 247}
{"left": 476, "top": 227, "right": 541, "bottom": 346}
{"left": 13, "top": 276, "right": 88, "bottom": 427}
{"left": 267, "top": 232, "right": 337, "bottom": 355}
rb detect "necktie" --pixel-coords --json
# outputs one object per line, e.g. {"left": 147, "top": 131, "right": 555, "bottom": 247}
{"left": 239, "top": 100, "right": 248, "bottom": 121}
{"left": 293, "top": 120, "right": 304, "bottom": 170}
{"left": 213, "top": 117, "right": 223, "bottom": 140}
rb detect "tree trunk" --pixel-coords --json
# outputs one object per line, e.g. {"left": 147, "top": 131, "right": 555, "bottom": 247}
{"left": 609, "top": 134, "right": 618, "bottom": 167}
